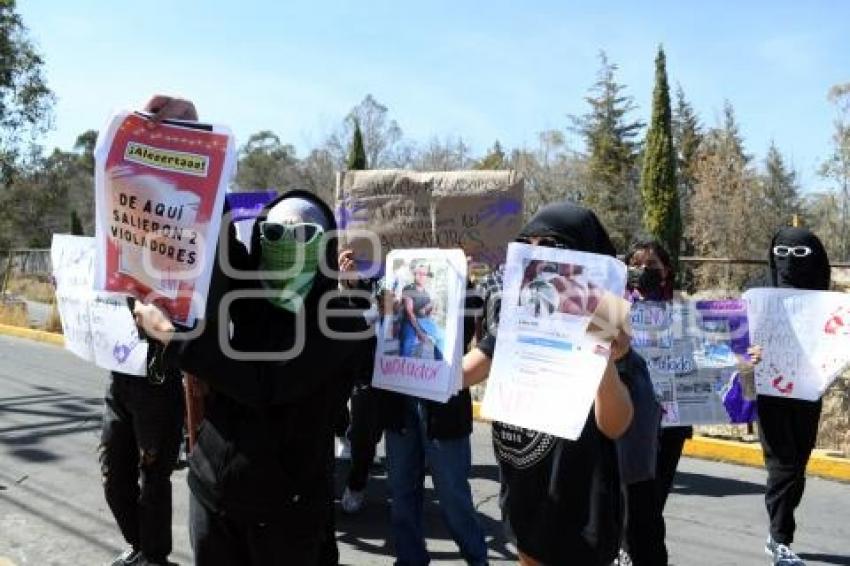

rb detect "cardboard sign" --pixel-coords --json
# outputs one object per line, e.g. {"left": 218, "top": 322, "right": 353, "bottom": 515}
{"left": 335, "top": 170, "right": 523, "bottom": 274}
{"left": 94, "top": 111, "right": 236, "bottom": 326}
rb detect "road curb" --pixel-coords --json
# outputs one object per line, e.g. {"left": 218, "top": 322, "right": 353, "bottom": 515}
{"left": 471, "top": 401, "right": 850, "bottom": 482}
{"left": 0, "top": 323, "right": 64, "bottom": 347}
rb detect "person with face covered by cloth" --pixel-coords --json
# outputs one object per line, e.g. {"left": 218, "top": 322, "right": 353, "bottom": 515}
{"left": 756, "top": 227, "right": 831, "bottom": 566}
{"left": 133, "top": 98, "right": 372, "bottom": 566}
{"left": 464, "top": 202, "right": 635, "bottom": 566}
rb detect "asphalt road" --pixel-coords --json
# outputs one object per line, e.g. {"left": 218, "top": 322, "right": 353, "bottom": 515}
{"left": 0, "top": 334, "right": 848, "bottom": 565}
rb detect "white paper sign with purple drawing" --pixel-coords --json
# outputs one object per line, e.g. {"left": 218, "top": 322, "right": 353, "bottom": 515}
{"left": 482, "top": 243, "right": 628, "bottom": 440}
{"left": 744, "top": 288, "right": 823, "bottom": 401}
{"left": 51, "top": 234, "right": 147, "bottom": 376}
{"left": 783, "top": 291, "right": 850, "bottom": 397}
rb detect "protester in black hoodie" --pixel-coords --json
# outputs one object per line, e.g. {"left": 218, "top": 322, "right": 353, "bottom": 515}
{"left": 134, "top": 153, "right": 371, "bottom": 563}
{"left": 463, "top": 202, "right": 634, "bottom": 566}
{"left": 758, "top": 227, "right": 831, "bottom": 566}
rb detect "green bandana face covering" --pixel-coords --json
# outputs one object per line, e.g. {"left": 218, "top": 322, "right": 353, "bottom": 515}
{"left": 259, "top": 228, "right": 323, "bottom": 312}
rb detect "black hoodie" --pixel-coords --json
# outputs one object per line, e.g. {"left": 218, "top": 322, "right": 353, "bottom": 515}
{"left": 165, "top": 190, "right": 372, "bottom": 526}
{"left": 478, "top": 202, "right": 624, "bottom": 566}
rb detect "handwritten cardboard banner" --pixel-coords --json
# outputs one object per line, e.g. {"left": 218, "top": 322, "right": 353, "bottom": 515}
{"left": 335, "top": 170, "right": 523, "bottom": 274}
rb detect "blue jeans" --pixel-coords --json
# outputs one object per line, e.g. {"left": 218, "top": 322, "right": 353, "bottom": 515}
{"left": 385, "top": 399, "right": 488, "bottom": 566}
{"left": 400, "top": 317, "right": 445, "bottom": 360}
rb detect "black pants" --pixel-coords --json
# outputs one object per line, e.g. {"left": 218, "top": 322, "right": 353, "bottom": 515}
{"left": 758, "top": 395, "right": 822, "bottom": 545}
{"left": 190, "top": 492, "right": 329, "bottom": 565}
{"left": 346, "top": 384, "right": 383, "bottom": 491}
{"left": 656, "top": 426, "right": 691, "bottom": 509}
{"left": 623, "top": 426, "right": 691, "bottom": 566}
{"left": 623, "top": 479, "right": 667, "bottom": 566}
{"left": 100, "top": 372, "right": 184, "bottom": 563}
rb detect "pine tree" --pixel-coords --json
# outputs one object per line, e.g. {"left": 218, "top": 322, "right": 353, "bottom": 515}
{"left": 688, "top": 102, "right": 760, "bottom": 288}
{"left": 476, "top": 140, "right": 507, "bottom": 170}
{"left": 69, "top": 209, "right": 84, "bottom": 235}
{"left": 762, "top": 142, "right": 800, "bottom": 225}
{"left": 640, "top": 46, "right": 680, "bottom": 265}
{"left": 571, "top": 51, "right": 644, "bottom": 251}
{"left": 347, "top": 119, "right": 367, "bottom": 170}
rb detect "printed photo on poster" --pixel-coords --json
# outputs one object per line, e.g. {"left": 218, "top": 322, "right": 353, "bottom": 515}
{"left": 390, "top": 258, "right": 449, "bottom": 361}
{"left": 518, "top": 260, "right": 602, "bottom": 321}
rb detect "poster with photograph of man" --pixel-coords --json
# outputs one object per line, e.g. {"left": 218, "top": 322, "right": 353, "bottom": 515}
{"left": 372, "top": 248, "right": 466, "bottom": 403}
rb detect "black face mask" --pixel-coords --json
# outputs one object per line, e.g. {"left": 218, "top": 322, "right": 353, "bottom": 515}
{"left": 769, "top": 227, "right": 830, "bottom": 291}
{"left": 628, "top": 267, "right": 664, "bottom": 299}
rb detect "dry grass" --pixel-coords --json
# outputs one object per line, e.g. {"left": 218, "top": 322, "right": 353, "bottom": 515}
{"left": 45, "top": 303, "right": 63, "bottom": 333}
{"left": 0, "top": 300, "right": 29, "bottom": 327}
{"left": 5, "top": 275, "right": 56, "bottom": 303}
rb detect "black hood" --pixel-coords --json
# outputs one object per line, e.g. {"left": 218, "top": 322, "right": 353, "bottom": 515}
{"left": 769, "top": 227, "right": 830, "bottom": 290}
{"left": 518, "top": 201, "right": 617, "bottom": 257}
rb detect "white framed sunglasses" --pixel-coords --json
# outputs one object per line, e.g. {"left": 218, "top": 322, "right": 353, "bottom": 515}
{"left": 259, "top": 222, "right": 324, "bottom": 244}
{"left": 773, "top": 245, "right": 813, "bottom": 258}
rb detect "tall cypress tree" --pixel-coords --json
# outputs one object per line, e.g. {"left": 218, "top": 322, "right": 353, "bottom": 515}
{"left": 640, "top": 46, "right": 681, "bottom": 264}
{"left": 347, "top": 119, "right": 367, "bottom": 170}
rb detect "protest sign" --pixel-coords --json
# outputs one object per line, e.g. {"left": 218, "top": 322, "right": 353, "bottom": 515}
{"left": 481, "top": 243, "right": 628, "bottom": 440}
{"left": 94, "top": 111, "right": 236, "bottom": 326}
{"left": 52, "top": 234, "right": 148, "bottom": 376}
{"left": 631, "top": 299, "right": 752, "bottom": 426}
{"left": 335, "top": 170, "right": 523, "bottom": 275}
{"left": 52, "top": 234, "right": 97, "bottom": 361}
{"left": 371, "top": 249, "right": 466, "bottom": 402}
{"left": 744, "top": 288, "right": 824, "bottom": 401}
{"left": 784, "top": 291, "right": 850, "bottom": 396}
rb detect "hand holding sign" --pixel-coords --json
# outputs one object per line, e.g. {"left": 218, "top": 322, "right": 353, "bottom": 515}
{"left": 144, "top": 94, "right": 199, "bottom": 122}
{"left": 133, "top": 301, "right": 176, "bottom": 345}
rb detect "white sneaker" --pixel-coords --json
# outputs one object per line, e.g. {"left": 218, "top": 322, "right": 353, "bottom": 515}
{"left": 336, "top": 437, "right": 351, "bottom": 460}
{"left": 341, "top": 487, "right": 365, "bottom": 514}
{"left": 765, "top": 536, "right": 805, "bottom": 565}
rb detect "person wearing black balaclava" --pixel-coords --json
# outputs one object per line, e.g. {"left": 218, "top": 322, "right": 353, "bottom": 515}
{"left": 132, "top": 97, "right": 372, "bottom": 566}
{"left": 463, "top": 201, "right": 635, "bottom": 566}
{"left": 756, "top": 227, "right": 831, "bottom": 566}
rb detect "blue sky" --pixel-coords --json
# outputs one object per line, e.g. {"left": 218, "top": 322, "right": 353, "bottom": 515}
{"left": 19, "top": 0, "right": 849, "bottom": 191}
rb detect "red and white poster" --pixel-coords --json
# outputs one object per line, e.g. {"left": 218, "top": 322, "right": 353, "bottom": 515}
{"left": 94, "top": 111, "right": 236, "bottom": 326}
